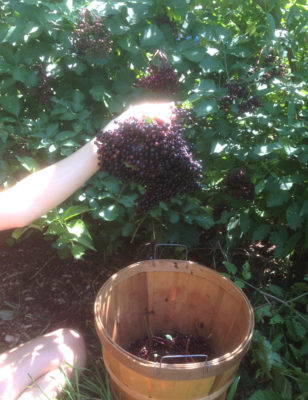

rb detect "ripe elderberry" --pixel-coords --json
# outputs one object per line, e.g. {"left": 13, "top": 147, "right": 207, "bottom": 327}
{"left": 31, "top": 63, "right": 53, "bottom": 105}
{"left": 72, "top": 10, "right": 112, "bottom": 57}
{"left": 257, "top": 47, "right": 287, "bottom": 84}
{"left": 225, "top": 168, "right": 254, "bottom": 200}
{"left": 95, "top": 108, "right": 202, "bottom": 212}
{"left": 135, "top": 50, "right": 180, "bottom": 94}
{"left": 219, "top": 78, "right": 262, "bottom": 114}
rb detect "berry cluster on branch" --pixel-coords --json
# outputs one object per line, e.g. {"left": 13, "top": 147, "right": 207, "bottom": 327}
{"left": 95, "top": 108, "right": 202, "bottom": 212}
{"left": 219, "top": 78, "right": 262, "bottom": 114}
{"left": 31, "top": 63, "right": 53, "bottom": 105}
{"left": 257, "top": 47, "right": 287, "bottom": 84}
{"left": 72, "top": 10, "right": 112, "bottom": 57}
{"left": 225, "top": 168, "right": 254, "bottom": 200}
{"left": 135, "top": 50, "right": 180, "bottom": 94}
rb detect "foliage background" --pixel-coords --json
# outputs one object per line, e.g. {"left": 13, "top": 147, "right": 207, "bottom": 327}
{"left": 0, "top": 0, "right": 307, "bottom": 399}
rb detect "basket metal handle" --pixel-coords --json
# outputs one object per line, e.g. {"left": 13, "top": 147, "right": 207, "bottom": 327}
{"left": 154, "top": 354, "right": 210, "bottom": 376}
{"left": 154, "top": 243, "right": 188, "bottom": 261}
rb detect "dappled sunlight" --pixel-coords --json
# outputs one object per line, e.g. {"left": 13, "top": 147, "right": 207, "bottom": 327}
{"left": 30, "top": 344, "right": 44, "bottom": 366}
{"left": 0, "top": 329, "right": 86, "bottom": 400}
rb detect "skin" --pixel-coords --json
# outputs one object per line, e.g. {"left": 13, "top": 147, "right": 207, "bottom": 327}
{"left": 0, "top": 102, "right": 174, "bottom": 231}
{"left": 0, "top": 101, "right": 174, "bottom": 399}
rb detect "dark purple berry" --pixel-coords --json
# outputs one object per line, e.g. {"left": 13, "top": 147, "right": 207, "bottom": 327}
{"left": 72, "top": 10, "right": 112, "bottom": 57}
{"left": 95, "top": 108, "right": 202, "bottom": 212}
{"left": 135, "top": 50, "right": 179, "bottom": 94}
{"left": 225, "top": 168, "right": 254, "bottom": 200}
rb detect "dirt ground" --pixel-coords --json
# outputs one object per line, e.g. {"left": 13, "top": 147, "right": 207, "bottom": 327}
{"left": 0, "top": 229, "right": 133, "bottom": 362}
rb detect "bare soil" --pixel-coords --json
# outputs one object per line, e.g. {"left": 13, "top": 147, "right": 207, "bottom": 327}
{"left": 0, "top": 229, "right": 130, "bottom": 360}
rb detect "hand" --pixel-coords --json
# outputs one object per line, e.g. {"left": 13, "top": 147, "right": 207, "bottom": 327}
{"left": 103, "top": 101, "right": 175, "bottom": 131}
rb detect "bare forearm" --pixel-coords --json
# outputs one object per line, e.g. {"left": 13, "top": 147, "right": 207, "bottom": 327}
{"left": 0, "top": 139, "right": 99, "bottom": 230}
{"left": 0, "top": 102, "right": 175, "bottom": 231}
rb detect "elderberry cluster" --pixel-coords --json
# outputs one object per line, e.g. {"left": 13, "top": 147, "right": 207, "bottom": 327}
{"left": 258, "top": 48, "right": 286, "bottom": 84}
{"left": 95, "top": 109, "right": 202, "bottom": 212}
{"left": 225, "top": 168, "right": 254, "bottom": 200}
{"left": 32, "top": 63, "right": 53, "bottom": 105}
{"left": 135, "top": 51, "right": 179, "bottom": 94}
{"left": 72, "top": 11, "right": 112, "bottom": 57}
{"left": 136, "top": 64, "right": 179, "bottom": 94}
{"left": 219, "top": 78, "right": 262, "bottom": 114}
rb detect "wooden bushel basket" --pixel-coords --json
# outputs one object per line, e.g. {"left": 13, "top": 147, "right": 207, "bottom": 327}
{"left": 94, "top": 257, "right": 254, "bottom": 400}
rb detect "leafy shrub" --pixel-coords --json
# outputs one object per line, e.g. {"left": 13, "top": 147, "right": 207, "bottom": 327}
{"left": 223, "top": 262, "right": 308, "bottom": 399}
{"left": 1, "top": 0, "right": 307, "bottom": 261}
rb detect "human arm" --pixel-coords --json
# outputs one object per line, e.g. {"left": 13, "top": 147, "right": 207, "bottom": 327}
{"left": 0, "top": 139, "right": 99, "bottom": 230}
{"left": 0, "top": 102, "right": 174, "bottom": 231}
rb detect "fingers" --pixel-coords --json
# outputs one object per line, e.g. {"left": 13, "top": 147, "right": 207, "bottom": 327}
{"left": 102, "top": 102, "right": 175, "bottom": 132}
{"left": 128, "top": 101, "right": 175, "bottom": 124}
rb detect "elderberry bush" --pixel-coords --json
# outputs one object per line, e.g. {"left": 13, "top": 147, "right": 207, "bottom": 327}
{"left": 95, "top": 109, "right": 202, "bottom": 212}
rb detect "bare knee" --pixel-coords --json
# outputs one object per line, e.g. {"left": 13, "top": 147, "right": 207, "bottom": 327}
{"left": 47, "top": 328, "right": 87, "bottom": 369}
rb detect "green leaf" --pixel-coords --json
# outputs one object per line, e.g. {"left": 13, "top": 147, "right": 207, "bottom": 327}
{"left": 286, "top": 319, "right": 306, "bottom": 341}
{"left": 255, "top": 180, "right": 266, "bottom": 195}
{"left": 270, "top": 314, "right": 284, "bottom": 325}
{"left": 270, "top": 228, "right": 288, "bottom": 258}
{"left": 288, "top": 101, "right": 295, "bottom": 124}
{"left": 252, "top": 224, "right": 271, "bottom": 242}
{"left": 266, "top": 13, "right": 276, "bottom": 39}
{"left": 266, "top": 191, "right": 290, "bottom": 207}
{"left": 0, "top": 95, "right": 20, "bottom": 116}
{"left": 90, "top": 85, "right": 106, "bottom": 102}
{"left": 223, "top": 261, "right": 237, "bottom": 275}
{"left": 99, "top": 204, "right": 120, "bottom": 221}
{"left": 242, "top": 261, "right": 251, "bottom": 280}
{"left": 102, "top": 178, "right": 120, "bottom": 193}
{"left": 194, "top": 215, "right": 214, "bottom": 230}
{"left": 249, "top": 390, "right": 281, "bottom": 400}
{"left": 228, "top": 45, "right": 251, "bottom": 58}
{"left": 106, "top": 17, "right": 129, "bottom": 35}
{"left": 70, "top": 242, "right": 86, "bottom": 259}
{"left": 300, "top": 200, "right": 308, "bottom": 217}
{"left": 200, "top": 56, "right": 224, "bottom": 73}
{"left": 182, "top": 47, "right": 204, "bottom": 62}
{"left": 194, "top": 79, "right": 217, "bottom": 95}
{"left": 11, "top": 227, "right": 29, "bottom": 240}
{"left": 16, "top": 155, "right": 40, "bottom": 172}
{"left": 66, "top": 219, "right": 95, "bottom": 251}
{"left": 118, "top": 194, "right": 137, "bottom": 208}
{"left": 121, "top": 222, "right": 135, "bottom": 237}
{"left": 195, "top": 99, "right": 217, "bottom": 117}
{"left": 240, "top": 213, "right": 250, "bottom": 233}
{"left": 62, "top": 205, "right": 91, "bottom": 221}
{"left": 140, "top": 25, "right": 165, "bottom": 47}
{"left": 286, "top": 203, "right": 302, "bottom": 230}
{"left": 169, "top": 210, "right": 180, "bottom": 223}
{"left": 55, "top": 131, "right": 77, "bottom": 141}
{"left": 226, "top": 375, "right": 240, "bottom": 400}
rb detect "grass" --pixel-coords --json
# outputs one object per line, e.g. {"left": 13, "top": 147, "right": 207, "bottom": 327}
{"left": 60, "top": 361, "right": 114, "bottom": 400}
{"left": 28, "top": 359, "right": 114, "bottom": 400}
